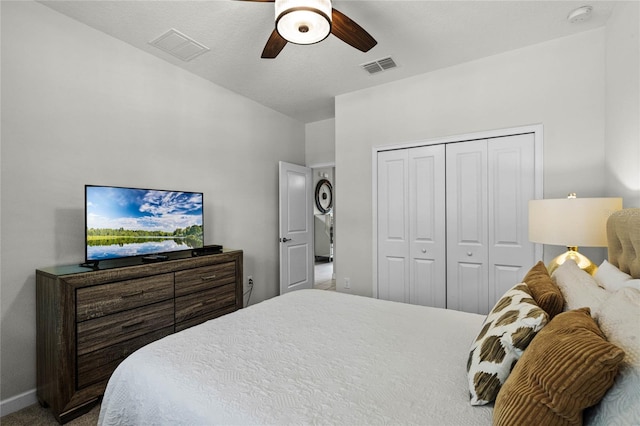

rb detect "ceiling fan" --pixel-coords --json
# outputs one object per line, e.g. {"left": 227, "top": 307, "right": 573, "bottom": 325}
{"left": 238, "top": 0, "right": 377, "bottom": 58}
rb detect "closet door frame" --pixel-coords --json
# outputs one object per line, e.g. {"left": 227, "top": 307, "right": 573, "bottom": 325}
{"left": 371, "top": 124, "right": 543, "bottom": 299}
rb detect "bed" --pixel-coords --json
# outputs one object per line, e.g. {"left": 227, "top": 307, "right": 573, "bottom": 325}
{"left": 98, "top": 208, "right": 640, "bottom": 425}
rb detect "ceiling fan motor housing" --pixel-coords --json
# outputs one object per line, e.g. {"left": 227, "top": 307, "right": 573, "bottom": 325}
{"left": 275, "top": 0, "right": 332, "bottom": 44}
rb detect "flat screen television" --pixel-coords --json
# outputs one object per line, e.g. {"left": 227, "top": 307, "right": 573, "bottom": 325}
{"left": 85, "top": 185, "right": 204, "bottom": 263}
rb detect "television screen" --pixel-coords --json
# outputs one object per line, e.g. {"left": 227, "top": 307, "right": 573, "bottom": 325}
{"left": 85, "top": 185, "right": 204, "bottom": 262}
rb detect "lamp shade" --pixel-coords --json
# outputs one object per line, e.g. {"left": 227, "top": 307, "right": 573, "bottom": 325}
{"left": 275, "top": 0, "right": 332, "bottom": 45}
{"left": 529, "top": 197, "right": 623, "bottom": 247}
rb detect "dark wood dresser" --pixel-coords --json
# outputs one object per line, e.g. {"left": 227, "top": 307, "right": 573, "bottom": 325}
{"left": 36, "top": 250, "right": 243, "bottom": 424}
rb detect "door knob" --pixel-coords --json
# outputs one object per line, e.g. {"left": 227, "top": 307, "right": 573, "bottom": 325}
{"left": 280, "top": 237, "right": 291, "bottom": 243}
{"left": 421, "top": 249, "right": 427, "bottom": 253}
{"left": 467, "top": 251, "right": 473, "bottom": 256}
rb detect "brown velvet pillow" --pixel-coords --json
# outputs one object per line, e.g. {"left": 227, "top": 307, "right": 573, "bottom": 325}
{"left": 523, "top": 261, "right": 565, "bottom": 319}
{"left": 493, "top": 308, "right": 625, "bottom": 426}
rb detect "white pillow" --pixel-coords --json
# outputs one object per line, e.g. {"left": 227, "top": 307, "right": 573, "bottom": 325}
{"left": 585, "top": 287, "right": 640, "bottom": 425}
{"left": 594, "top": 260, "right": 633, "bottom": 291}
{"left": 623, "top": 279, "right": 640, "bottom": 290}
{"left": 552, "top": 259, "right": 608, "bottom": 313}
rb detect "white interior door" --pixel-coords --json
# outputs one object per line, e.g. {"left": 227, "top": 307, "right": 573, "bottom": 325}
{"left": 446, "top": 140, "right": 489, "bottom": 314}
{"left": 374, "top": 126, "right": 541, "bottom": 313}
{"left": 409, "top": 145, "right": 446, "bottom": 307}
{"left": 377, "top": 149, "right": 410, "bottom": 302}
{"left": 487, "top": 134, "right": 536, "bottom": 305}
{"left": 377, "top": 146, "right": 446, "bottom": 307}
{"left": 446, "top": 135, "right": 536, "bottom": 314}
{"left": 279, "top": 161, "right": 314, "bottom": 295}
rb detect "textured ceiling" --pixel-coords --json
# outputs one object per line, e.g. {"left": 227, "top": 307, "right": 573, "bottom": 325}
{"left": 39, "top": 1, "right": 615, "bottom": 123}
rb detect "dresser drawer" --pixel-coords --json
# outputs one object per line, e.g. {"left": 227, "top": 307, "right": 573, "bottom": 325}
{"left": 175, "top": 262, "right": 236, "bottom": 297}
{"left": 77, "top": 326, "right": 173, "bottom": 389}
{"left": 77, "top": 300, "right": 174, "bottom": 356}
{"left": 175, "top": 283, "right": 236, "bottom": 329}
{"left": 77, "top": 274, "right": 174, "bottom": 321}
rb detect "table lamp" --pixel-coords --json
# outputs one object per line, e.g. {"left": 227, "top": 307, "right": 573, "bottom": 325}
{"left": 529, "top": 194, "right": 623, "bottom": 275}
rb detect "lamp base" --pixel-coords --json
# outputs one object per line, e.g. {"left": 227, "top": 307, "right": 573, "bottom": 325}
{"left": 547, "top": 247, "right": 598, "bottom": 276}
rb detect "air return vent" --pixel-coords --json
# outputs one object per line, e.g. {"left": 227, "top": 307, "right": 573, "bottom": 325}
{"left": 361, "top": 56, "right": 397, "bottom": 75}
{"left": 149, "top": 29, "right": 210, "bottom": 62}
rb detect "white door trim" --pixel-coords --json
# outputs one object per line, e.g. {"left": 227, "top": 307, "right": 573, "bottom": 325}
{"left": 371, "top": 123, "right": 544, "bottom": 298}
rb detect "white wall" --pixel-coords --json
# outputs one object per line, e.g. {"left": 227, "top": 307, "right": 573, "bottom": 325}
{"left": 335, "top": 29, "right": 611, "bottom": 297}
{"left": 305, "top": 118, "right": 335, "bottom": 167}
{"left": 605, "top": 2, "right": 640, "bottom": 207}
{"left": 0, "top": 1, "right": 304, "bottom": 405}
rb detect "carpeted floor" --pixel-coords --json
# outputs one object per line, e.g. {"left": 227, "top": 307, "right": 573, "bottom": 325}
{"left": 0, "top": 403, "right": 100, "bottom": 426}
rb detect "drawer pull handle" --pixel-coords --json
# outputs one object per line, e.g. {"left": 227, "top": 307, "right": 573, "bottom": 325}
{"left": 121, "top": 290, "right": 144, "bottom": 298}
{"left": 121, "top": 319, "right": 144, "bottom": 329}
{"left": 201, "top": 274, "right": 217, "bottom": 281}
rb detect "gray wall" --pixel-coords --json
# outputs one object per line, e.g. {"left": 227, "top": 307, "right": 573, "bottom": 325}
{"left": 605, "top": 2, "right": 640, "bottom": 206}
{"left": 334, "top": 19, "right": 638, "bottom": 298}
{"left": 305, "top": 118, "right": 335, "bottom": 167}
{"left": 1, "top": 1, "right": 304, "bottom": 405}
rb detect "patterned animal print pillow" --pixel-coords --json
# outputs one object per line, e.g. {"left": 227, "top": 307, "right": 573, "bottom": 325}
{"left": 467, "top": 283, "right": 548, "bottom": 405}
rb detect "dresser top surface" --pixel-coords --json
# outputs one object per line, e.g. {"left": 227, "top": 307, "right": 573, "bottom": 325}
{"left": 37, "top": 249, "right": 242, "bottom": 278}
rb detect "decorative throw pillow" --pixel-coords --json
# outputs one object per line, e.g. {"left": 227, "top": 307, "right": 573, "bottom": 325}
{"left": 522, "top": 261, "right": 564, "bottom": 319}
{"left": 595, "top": 259, "right": 633, "bottom": 291}
{"left": 552, "top": 259, "right": 608, "bottom": 313}
{"left": 585, "top": 287, "right": 640, "bottom": 425}
{"left": 467, "top": 283, "right": 548, "bottom": 405}
{"left": 494, "top": 308, "right": 625, "bottom": 426}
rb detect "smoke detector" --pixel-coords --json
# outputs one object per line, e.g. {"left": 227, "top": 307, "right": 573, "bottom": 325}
{"left": 567, "top": 6, "right": 593, "bottom": 23}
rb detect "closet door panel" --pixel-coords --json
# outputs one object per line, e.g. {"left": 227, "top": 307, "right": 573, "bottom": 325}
{"left": 411, "top": 259, "right": 437, "bottom": 306}
{"left": 380, "top": 256, "right": 407, "bottom": 302}
{"left": 377, "top": 150, "right": 410, "bottom": 302}
{"left": 453, "top": 263, "right": 486, "bottom": 314}
{"left": 491, "top": 265, "right": 522, "bottom": 306}
{"left": 446, "top": 140, "right": 489, "bottom": 314}
{"left": 409, "top": 145, "right": 446, "bottom": 307}
{"left": 488, "top": 134, "right": 536, "bottom": 304}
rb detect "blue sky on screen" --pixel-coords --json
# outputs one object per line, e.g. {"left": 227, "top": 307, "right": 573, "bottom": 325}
{"left": 86, "top": 186, "right": 203, "bottom": 232}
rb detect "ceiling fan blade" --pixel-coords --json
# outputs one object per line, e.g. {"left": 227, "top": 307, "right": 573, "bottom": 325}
{"left": 331, "top": 8, "right": 377, "bottom": 52}
{"left": 261, "top": 29, "right": 288, "bottom": 58}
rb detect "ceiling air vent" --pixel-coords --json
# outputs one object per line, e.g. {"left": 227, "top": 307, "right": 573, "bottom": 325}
{"left": 149, "top": 29, "right": 210, "bottom": 62}
{"left": 361, "top": 56, "right": 397, "bottom": 75}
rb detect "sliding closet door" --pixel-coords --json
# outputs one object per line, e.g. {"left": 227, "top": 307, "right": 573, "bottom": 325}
{"left": 487, "top": 134, "right": 536, "bottom": 305}
{"left": 409, "top": 145, "right": 446, "bottom": 307}
{"left": 446, "top": 140, "right": 489, "bottom": 314}
{"left": 377, "top": 145, "right": 446, "bottom": 307}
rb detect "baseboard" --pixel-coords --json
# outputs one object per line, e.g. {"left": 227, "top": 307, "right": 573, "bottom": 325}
{"left": 0, "top": 389, "right": 38, "bottom": 417}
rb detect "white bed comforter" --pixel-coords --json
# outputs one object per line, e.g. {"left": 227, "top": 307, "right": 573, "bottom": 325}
{"left": 98, "top": 289, "right": 493, "bottom": 425}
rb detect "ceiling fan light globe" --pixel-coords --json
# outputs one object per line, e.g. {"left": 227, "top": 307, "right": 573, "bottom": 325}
{"left": 275, "top": 0, "right": 332, "bottom": 45}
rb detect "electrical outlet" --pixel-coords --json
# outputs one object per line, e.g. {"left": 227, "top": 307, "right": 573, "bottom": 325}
{"left": 344, "top": 277, "right": 350, "bottom": 289}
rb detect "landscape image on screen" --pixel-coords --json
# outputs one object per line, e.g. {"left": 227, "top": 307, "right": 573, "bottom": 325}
{"left": 86, "top": 186, "right": 204, "bottom": 261}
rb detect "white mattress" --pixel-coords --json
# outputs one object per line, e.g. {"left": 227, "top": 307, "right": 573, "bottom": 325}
{"left": 99, "top": 289, "right": 493, "bottom": 425}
